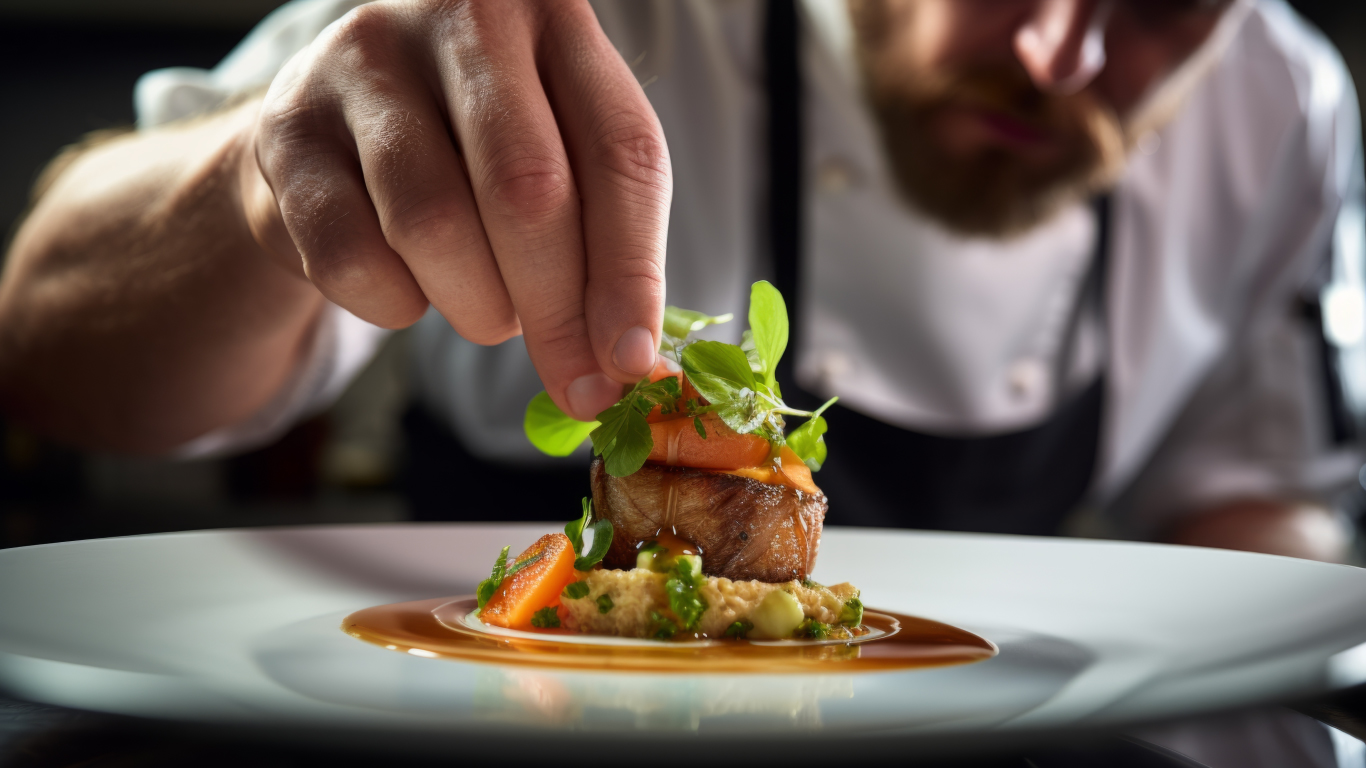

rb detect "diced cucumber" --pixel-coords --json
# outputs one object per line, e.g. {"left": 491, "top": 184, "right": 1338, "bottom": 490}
{"left": 673, "top": 554, "right": 702, "bottom": 576}
{"left": 749, "top": 590, "right": 804, "bottom": 640}
{"left": 636, "top": 542, "right": 666, "bottom": 571}
{"left": 636, "top": 545, "right": 705, "bottom": 576}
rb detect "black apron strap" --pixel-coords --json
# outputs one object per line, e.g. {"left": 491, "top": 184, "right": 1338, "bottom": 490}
{"left": 765, "top": 0, "right": 803, "bottom": 322}
{"left": 763, "top": 0, "right": 1107, "bottom": 535}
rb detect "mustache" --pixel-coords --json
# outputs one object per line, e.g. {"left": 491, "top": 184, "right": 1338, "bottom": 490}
{"left": 862, "top": 64, "right": 1130, "bottom": 237}
{"left": 883, "top": 65, "right": 1122, "bottom": 139}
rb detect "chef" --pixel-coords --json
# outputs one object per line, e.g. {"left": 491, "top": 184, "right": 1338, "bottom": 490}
{"left": 0, "top": 1, "right": 1362, "bottom": 762}
{"left": 0, "top": 1, "right": 1361, "bottom": 559}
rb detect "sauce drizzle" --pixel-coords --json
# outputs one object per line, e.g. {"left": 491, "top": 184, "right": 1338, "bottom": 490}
{"left": 343, "top": 597, "right": 996, "bottom": 674}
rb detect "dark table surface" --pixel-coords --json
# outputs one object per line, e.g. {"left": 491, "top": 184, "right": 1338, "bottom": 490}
{"left": 0, "top": 693, "right": 1240, "bottom": 768}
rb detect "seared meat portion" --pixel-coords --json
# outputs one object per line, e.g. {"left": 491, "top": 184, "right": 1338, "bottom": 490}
{"left": 590, "top": 458, "right": 827, "bottom": 582}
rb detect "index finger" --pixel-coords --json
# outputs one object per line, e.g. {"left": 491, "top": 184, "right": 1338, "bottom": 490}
{"left": 541, "top": 4, "right": 671, "bottom": 386}
{"left": 438, "top": 3, "right": 669, "bottom": 420}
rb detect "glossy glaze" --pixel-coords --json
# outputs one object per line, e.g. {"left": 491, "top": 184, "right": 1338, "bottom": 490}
{"left": 343, "top": 597, "right": 996, "bottom": 674}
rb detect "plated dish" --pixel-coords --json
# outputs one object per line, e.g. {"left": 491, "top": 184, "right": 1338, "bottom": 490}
{"left": 512, "top": 282, "right": 851, "bottom": 643}
{"left": 2, "top": 524, "right": 1366, "bottom": 757}
{"left": 342, "top": 284, "right": 992, "bottom": 673}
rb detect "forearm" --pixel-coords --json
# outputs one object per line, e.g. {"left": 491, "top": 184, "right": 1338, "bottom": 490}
{"left": 1165, "top": 498, "right": 1349, "bottom": 562}
{"left": 0, "top": 99, "right": 324, "bottom": 453}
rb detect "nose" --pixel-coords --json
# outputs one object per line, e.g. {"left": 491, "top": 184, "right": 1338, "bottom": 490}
{"left": 1013, "top": 0, "right": 1115, "bottom": 94}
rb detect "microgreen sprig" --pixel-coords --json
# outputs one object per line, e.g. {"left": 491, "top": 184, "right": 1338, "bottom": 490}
{"left": 589, "top": 376, "right": 682, "bottom": 477}
{"left": 566, "top": 497, "right": 612, "bottom": 571}
{"left": 521, "top": 282, "right": 835, "bottom": 475}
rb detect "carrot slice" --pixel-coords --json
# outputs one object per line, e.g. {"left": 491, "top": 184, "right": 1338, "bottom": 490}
{"left": 479, "top": 533, "right": 578, "bottom": 630}
{"left": 647, "top": 412, "right": 772, "bottom": 469}
{"left": 721, "top": 446, "right": 821, "bottom": 495}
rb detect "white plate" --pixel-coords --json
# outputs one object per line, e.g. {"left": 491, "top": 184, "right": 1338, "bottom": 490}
{"left": 2, "top": 524, "right": 1365, "bottom": 756}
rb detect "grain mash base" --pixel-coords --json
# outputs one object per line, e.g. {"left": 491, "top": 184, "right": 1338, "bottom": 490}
{"left": 560, "top": 568, "right": 860, "bottom": 639}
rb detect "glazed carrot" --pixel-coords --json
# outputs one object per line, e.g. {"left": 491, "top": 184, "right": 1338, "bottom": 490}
{"left": 721, "top": 446, "right": 821, "bottom": 495}
{"left": 648, "top": 412, "right": 772, "bottom": 470}
{"left": 640, "top": 363, "right": 806, "bottom": 483}
{"left": 479, "top": 533, "right": 578, "bottom": 630}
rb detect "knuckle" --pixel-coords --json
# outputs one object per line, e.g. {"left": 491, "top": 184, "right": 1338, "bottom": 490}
{"left": 255, "top": 89, "right": 346, "bottom": 186}
{"left": 532, "top": 318, "right": 590, "bottom": 361}
{"left": 303, "top": 249, "right": 374, "bottom": 292}
{"left": 305, "top": 253, "right": 428, "bottom": 329}
{"left": 480, "top": 150, "right": 575, "bottom": 218}
{"left": 327, "top": 3, "right": 405, "bottom": 70}
{"left": 587, "top": 115, "right": 670, "bottom": 193}
{"left": 596, "top": 256, "right": 666, "bottom": 289}
{"left": 258, "top": 87, "right": 329, "bottom": 151}
{"left": 384, "top": 190, "right": 483, "bottom": 256}
{"left": 521, "top": 297, "right": 587, "bottom": 349}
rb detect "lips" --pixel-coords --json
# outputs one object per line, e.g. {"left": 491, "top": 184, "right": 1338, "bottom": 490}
{"left": 973, "top": 109, "right": 1051, "bottom": 146}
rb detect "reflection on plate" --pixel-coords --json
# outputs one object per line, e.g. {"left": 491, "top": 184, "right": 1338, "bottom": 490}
{"left": 259, "top": 609, "right": 1087, "bottom": 733}
{"left": 340, "top": 596, "right": 997, "bottom": 673}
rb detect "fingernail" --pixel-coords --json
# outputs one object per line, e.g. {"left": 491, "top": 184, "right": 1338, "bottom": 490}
{"left": 566, "top": 373, "right": 622, "bottom": 421}
{"left": 612, "top": 326, "right": 656, "bottom": 376}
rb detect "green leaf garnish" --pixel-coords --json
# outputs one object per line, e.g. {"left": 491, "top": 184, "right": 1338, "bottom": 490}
{"left": 596, "top": 594, "right": 614, "bottom": 614}
{"left": 574, "top": 518, "right": 613, "bottom": 571}
{"left": 725, "top": 620, "right": 753, "bottom": 639}
{"left": 663, "top": 306, "right": 734, "bottom": 340}
{"left": 740, "top": 330, "right": 765, "bottom": 374}
{"left": 565, "top": 497, "right": 591, "bottom": 553}
{"left": 562, "top": 581, "right": 591, "bottom": 600}
{"left": 650, "top": 611, "right": 679, "bottom": 640}
{"left": 747, "top": 281, "right": 788, "bottom": 388}
{"left": 786, "top": 397, "right": 837, "bottom": 471}
{"left": 522, "top": 282, "right": 836, "bottom": 475}
{"left": 530, "top": 607, "right": 561, "bottom": 628}
{"left": 505, "top": 551, "right": 542, "bottom": 578}
{"left": 680, "top": 340, "right": 758, "bottom": 402}
{"left": 798, "top": 618, "right": 831, "bottom": 640}
{"left": 589, "top": 376, "right": 682, "bottom": 477}
{"left": 524, "top": 391, "right": 599, "bottom": 456}
{"left": 786, "top": 416, "right": 827, "bottom": 470}
{"left": 476, "top": 546, "right": 510, "bottom": 610}
{"left": 840, "top": 597, "right": 864, "bottom": 626}
{"left": 663, "top": 556, "right": 708, "bottom": 631}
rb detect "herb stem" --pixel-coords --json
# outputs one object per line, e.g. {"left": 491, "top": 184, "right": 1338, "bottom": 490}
{"left": 751, "top": 393, "right": 838, "bottom": 421}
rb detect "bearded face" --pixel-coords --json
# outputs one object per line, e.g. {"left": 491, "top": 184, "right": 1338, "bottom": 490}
{"left": 849, "top": 0, "right": 1232, "bottom": 238}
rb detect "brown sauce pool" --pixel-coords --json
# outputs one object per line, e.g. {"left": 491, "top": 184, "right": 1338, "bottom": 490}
{"left": 343, "top": 597, "right": 996, "bottom": 674}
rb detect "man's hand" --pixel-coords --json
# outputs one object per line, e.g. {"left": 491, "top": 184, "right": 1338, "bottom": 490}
{"left": 0, "top": 0, "right": 668, "bottom": 452}
{"left": 242, "top": 0, "right": 671, "bottom": 421}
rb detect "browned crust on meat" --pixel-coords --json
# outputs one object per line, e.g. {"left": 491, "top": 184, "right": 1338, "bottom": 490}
{"left": 590, "top": 458, "right": 827, "bottom": 582}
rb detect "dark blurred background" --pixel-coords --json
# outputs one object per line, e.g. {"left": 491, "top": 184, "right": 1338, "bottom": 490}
{"left": 0, "top": 0, "right": 1363, "bottom": 549}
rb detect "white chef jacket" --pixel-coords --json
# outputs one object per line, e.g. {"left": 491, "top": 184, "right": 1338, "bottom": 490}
{"left": 141, "top": 0, "right": 1365, "bottom": 536}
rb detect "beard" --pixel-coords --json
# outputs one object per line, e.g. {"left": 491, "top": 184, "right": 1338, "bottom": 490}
{"left": 854, "top": 28, "right": 1130, "bottom": 237}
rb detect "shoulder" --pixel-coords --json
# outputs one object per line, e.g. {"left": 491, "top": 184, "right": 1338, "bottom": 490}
{"left": 1116, "top": 0, "right": 1359, "bottom": 265}
{"left": 1236, "top": 0, "right": 1354, "bottom": 112}
{"left": 1194, "top": 0, "right": 1358, "bottom": 173}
